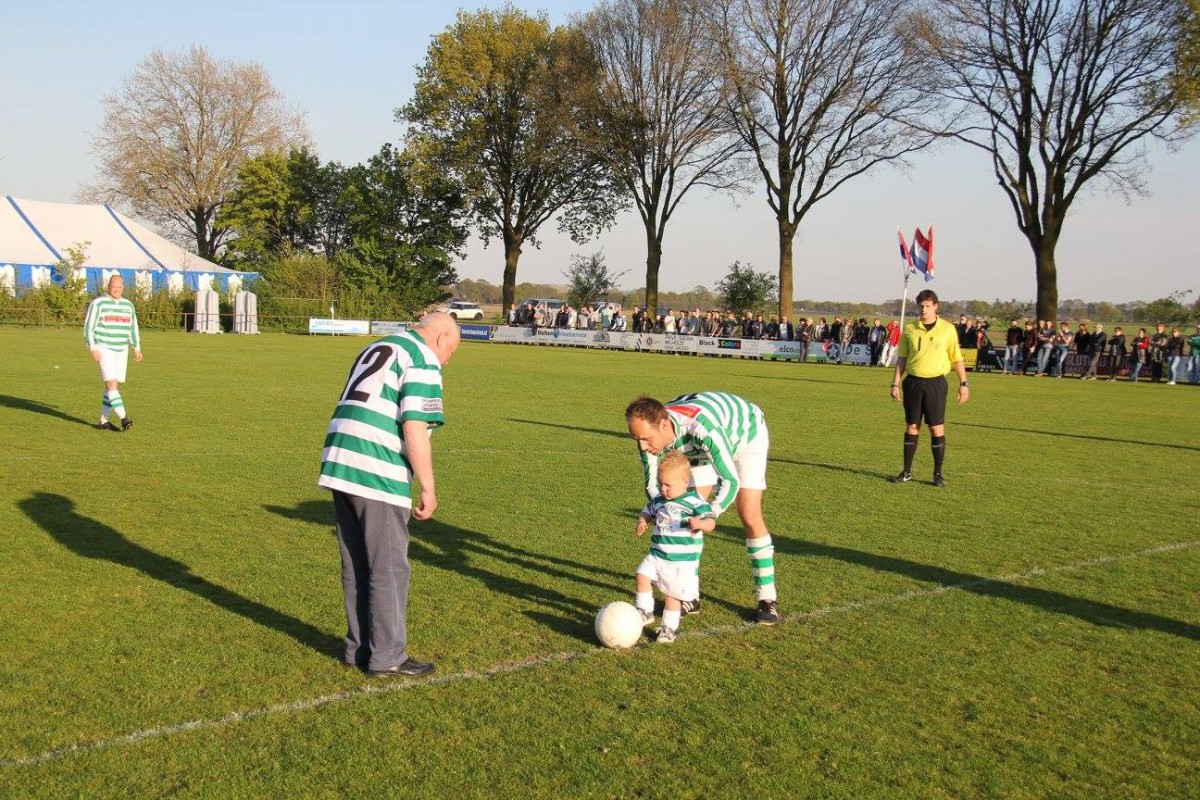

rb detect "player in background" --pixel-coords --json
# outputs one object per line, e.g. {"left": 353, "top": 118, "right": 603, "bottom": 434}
{"left": 83, "top": 274, "right": 142, "bottom": 431}
{"left": 888, "top": 288, "right": 970, "bottom": 487}
{"left": 625, "top": 391, "right": 780, "bottom": 625}
{"left": 633, "top": 451, "right": 716, "bottom": 643}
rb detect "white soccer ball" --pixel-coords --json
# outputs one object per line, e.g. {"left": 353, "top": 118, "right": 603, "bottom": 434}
{"left": 595, "top": 601, "right": 644, "bottom": 649}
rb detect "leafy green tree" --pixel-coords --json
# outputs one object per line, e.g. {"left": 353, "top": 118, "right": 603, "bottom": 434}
{"left": 454, "top": 279, "right": 503, "bottom": 304}
{"left": 989, "top": 298, "right": 1034, "bottom": 323}
{"left": 1088, "top": 302, "right": 1119, "bottom": 323}
{"left": 1058, "top": 298, "right": 1088, "bottom": 321}
{"left": 399, "top": 6, "right": 623, "bottom": 310}
{"left": 716, "top": 260, "right": 777, "bottom": 314}
{"left": 1141, "top": 290, "right": 1194, "bottom": 326}
{"left": 339, "top": 143, "right": 470, "bottom": 316}
{"left": 1175, "top": 1, "right": 1200, "bottom": 126}
{"left": 564, "top": 251, "right": 628, "bottom": 306}
{"left": 219, "top": 148, "right": 328, "bottom": 265}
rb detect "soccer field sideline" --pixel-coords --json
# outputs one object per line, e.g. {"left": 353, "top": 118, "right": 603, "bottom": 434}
{"left": 5, "top": 536, "right": 1195, "bottom": 772}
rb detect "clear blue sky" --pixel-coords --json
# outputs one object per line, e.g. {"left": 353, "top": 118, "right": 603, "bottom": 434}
{"left": 2, "top": 0, "right": 1196, "bottom": 303}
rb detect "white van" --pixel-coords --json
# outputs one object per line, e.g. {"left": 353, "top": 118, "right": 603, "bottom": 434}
{"left": 520, "top": 298, "right": 566, "bottom": 323}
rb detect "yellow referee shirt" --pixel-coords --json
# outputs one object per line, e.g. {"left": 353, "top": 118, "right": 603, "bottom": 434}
{"left": 897, "top": 317, "right": 963, "bottom": 377}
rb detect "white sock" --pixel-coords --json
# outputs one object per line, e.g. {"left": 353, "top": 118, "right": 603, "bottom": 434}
{"left": 106, "top": 389, "right": 127, "bottom": 420}
{"left": 634, "top": 592, "right": 654, "bottom": 614}
{"left": 661, "top": 608, "right": 681, "bottom": 631}
{"left": 747, "top": 535, "right": 777, "bottom": 602}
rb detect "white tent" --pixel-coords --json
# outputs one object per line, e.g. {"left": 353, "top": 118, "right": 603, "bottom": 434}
{"left": 0, "top": 196, "right": 257, "bottom": 293}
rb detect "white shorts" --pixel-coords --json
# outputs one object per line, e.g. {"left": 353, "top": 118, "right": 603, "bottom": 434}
{"left": 637, "top": 554, "right": 700, "bottom": 602}
{"left": 689, "top": 425, "right": 770, "bottom": 492}
{"left": 97, "top": 348, "right": 129, "bottom": 383}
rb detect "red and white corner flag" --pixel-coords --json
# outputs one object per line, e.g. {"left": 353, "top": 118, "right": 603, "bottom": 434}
{"left": 911, "top": 226, "right": 935, "bottom": 282}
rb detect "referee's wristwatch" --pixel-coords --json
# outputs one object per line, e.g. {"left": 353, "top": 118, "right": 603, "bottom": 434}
{"left": 959, "top": 380, "right": 969, "bottom": 388}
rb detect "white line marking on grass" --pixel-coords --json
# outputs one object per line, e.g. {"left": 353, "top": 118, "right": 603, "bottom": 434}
{"left": 3, "top": 539, "right": 1196, "bottom": 769}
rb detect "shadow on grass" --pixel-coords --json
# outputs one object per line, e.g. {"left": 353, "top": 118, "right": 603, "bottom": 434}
{"left": 768, "top": 456, "right": 892, "bottom": 481}
{"left": 957, "top": 421, "right": 1200, "bottom": 452}
{"left": 507, "top": 418, "right": 627, "bottom": 441}
{"left": 22, "top": 492, "right": 342, "bottom": 659}
{"left": 747, "top": 369, "right": 877, "bottom": 388}
{"left": 0, "top": 394, "right": 92, "bottom": 427}
{"left": 775, "top": 537, "right": 1200, "bottom": 641}
{"left": 267, "top": 499, "right": 637, "bottom": 643}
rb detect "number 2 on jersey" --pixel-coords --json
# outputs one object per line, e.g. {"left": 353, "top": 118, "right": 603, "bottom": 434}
{"left": 341, "top": 345, "right": 391, "bottom": 402}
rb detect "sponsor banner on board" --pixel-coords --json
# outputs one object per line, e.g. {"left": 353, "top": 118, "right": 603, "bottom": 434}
{"left": 370, "top": 320, "right": 409, "bottom": 336}
{"left": 459, "top": 324, "right": 492, "bottom": 341}
{"left": 309, "top": 318, "right": 371, "bottom": 335}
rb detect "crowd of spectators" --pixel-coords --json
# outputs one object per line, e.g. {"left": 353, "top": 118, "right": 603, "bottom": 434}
{"left": 504, "top": 301, "right": 1200, "bottom": 382}
{"left": 994, "top": 317, "right": 1200, "bottom": 384}
{"left": 506, "top": 302, "right": 912, "bottom": 365}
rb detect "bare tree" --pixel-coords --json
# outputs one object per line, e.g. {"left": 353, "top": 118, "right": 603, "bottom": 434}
{"left": 922, "top": 0, "right": 1193, "bottom": 321}
{"left": 85, "top": 45, "right": 306, "bottom": 262}
{"left": 708, "top": 0, "right": 942, "bottom": 319}
{"left": 576, "top": 0, "right": 747, "bottom": 313}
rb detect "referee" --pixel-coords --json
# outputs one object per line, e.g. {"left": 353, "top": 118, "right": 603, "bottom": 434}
{"left": 888, "top": 289, "right": 969, "bottom": 487}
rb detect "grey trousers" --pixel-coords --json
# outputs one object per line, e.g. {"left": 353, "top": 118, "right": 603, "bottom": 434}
{"left": 332, "top": 491, "right": 412, "bottom": 671}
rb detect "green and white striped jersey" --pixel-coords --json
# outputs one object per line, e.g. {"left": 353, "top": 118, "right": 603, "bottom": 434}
{"left": 83, "top": 296, "right": 140, "bottom": 351}
{"left": 639, "top": 391, "right": 765, "bottom": 515}
{"left": 643, "top": 490, "right": 712, "bottom": 562}
{"left": 318, "top": 332, "right": 445, "bottom": 508}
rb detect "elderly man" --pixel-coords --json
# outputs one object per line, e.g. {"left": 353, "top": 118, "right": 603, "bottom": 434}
{"left": 319, "top": 312, "right": 461, "bottom": 678}
{"left": 84, "top": 275, "right": 142, "bottom": 431}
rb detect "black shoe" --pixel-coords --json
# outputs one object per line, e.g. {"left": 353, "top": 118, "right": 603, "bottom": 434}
{"left": 889, "top": 471, "right": 912, "bottom": 483}
{"left": 367, "top": 658, "right": 435, "bottom": 678}
{"left": 680, "top": 599, "right": 701, "bottom": 616}
{"left": 932, "top": 473, "right": 946, "bottom": 487}
{"left": 97, "top": 421, "right": 118, "bottom": 431}
{"left": 754, "top": 600, "right": 781, "bottom": 625}
{"left": 121, "top": 417, "right": 134, "bottom": 431}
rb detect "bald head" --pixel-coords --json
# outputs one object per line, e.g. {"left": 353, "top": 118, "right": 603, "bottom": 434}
{"left": 416, "top": 311, "right": 462, "bottom": 365}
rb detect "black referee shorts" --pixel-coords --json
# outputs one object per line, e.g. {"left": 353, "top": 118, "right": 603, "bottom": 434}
{"left": 902, "top": 374, "right": 948, "bottom": 427}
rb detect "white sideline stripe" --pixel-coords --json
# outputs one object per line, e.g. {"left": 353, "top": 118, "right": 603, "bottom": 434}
{"left": 3, "top": 538, "right": 1196, "bottom": 770}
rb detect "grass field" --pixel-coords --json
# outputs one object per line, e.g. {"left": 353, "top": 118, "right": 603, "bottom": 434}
{"left": 0, "top": 327, "right": 1197, "bottom": 799}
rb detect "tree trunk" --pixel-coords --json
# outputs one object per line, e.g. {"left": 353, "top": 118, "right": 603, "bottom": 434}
{"left": 644, "top": 221, "right": 662, "bottom": 315}
{"left": 501, "top": 230, "right": 523, "bottom": 311}
{"left": 193, "top": 207, "right": 212, "bottom": 262}
{"left": 1027, "top": 227, "right": 1060, "bottom": 322}
{"left": 1034, "top": 243, "right": 1059, "bottom": 323}
{"left": 777, "top": 216, "right": 796, "bottom": 320}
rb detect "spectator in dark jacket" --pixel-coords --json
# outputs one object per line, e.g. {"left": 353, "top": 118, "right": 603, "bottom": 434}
{"left": 1082, "top": 323, "right": 1107, "bottom": 380}
{"left": 1166, "top": 327, "right": 1186, "bottom": 384}
{"left": 1022, "top": 321, "right": 1039, "bottom": 375}
{"left": 1107, "top": 326, "right": 1126, "bottom": 381}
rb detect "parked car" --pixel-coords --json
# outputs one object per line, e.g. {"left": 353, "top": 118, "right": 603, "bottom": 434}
{"left": 520, "top": 298, "right": 566, "bottom": 320}
{"left": 440, "top": 300, "right": 485, "bottom": 321}
{"left": 591, "top": 301, "right": 621, "bottom": 316}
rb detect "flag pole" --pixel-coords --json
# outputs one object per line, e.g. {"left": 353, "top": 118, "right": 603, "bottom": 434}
{"left": 895, "top": 226, "right": 913, "bottom": 363}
